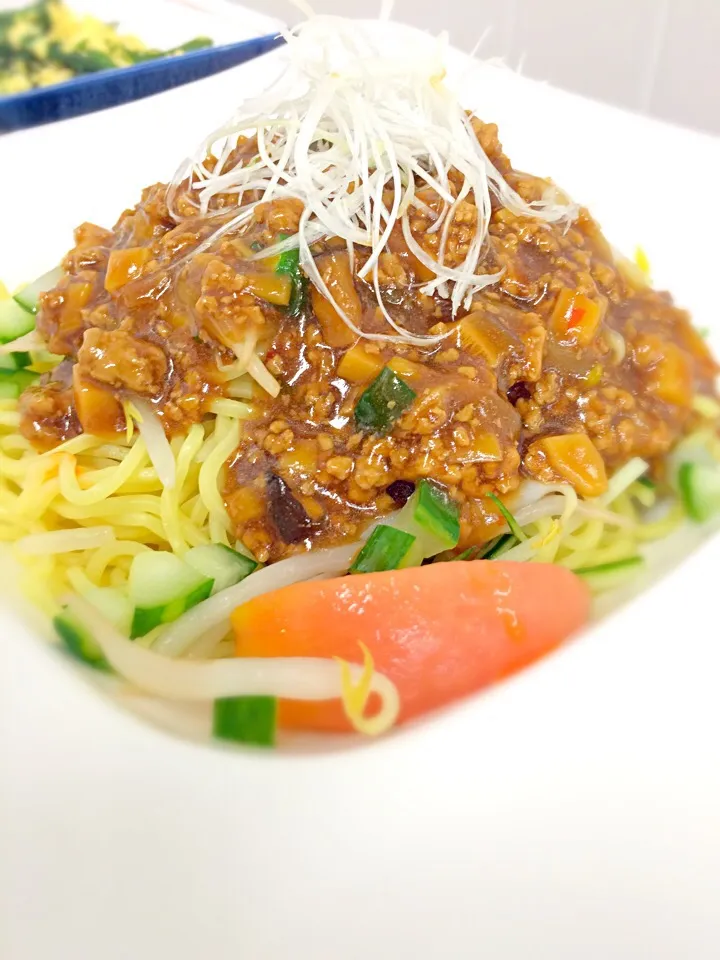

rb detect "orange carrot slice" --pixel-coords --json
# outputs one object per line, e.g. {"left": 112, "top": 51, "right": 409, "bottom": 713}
{"left": 232, "top": 561, "right": 590, "bottom": 732}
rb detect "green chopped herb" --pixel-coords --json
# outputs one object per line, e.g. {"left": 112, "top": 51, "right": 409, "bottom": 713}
{"left": 350, "top": 524, "right": 416, "bottom": 573}
{"left": 486, "top": 492, "right": 526, "bottom": 541}
{"left": 355, "top": 366, "right": 416, "bottom": 434}
{"left": 275, "top": 234, "right": 307, "bottom": 316}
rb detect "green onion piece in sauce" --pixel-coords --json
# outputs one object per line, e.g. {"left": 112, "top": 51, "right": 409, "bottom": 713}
{"left": 486, "top": 492, "right": 526, "bottom": 541}
{"left": 354, "top": 366, "right": 416, "bottom": 434}
{"left": 213, "top": 696, "right": 278, "bottom": 747}
{"left": 350, "top": 524, "right": 416, "bottom": 573}
{"left": 275, "top": 234, "right": 307, "bottom": 316}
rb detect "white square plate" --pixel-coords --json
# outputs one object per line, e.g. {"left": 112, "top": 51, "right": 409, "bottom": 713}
{"left": 2, "top": 23, "right": 720, "bottom": 960}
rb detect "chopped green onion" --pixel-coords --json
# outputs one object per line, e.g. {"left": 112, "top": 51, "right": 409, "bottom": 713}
{"left": 350, "top": 524, "right": 416, "bottom": 573}
{"left": 355, "top": 367, "right": 416, "bottom": 434}
{"left": 486, "top": 492, "right": 526, "bottom": 541}
{"left": 213, "top": 696, "right": 277, "bottom": 747}
{"left": 275, "top": 234, "right": 307, "bottom": 317}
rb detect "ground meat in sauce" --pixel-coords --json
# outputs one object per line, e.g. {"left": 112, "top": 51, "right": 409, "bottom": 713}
{"left": 21, "top": 121, "right": 718, "bottom": 561}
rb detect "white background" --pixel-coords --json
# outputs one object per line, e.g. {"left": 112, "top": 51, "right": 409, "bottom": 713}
{"left": 239, "top": 0, "right": 720, "bottom": 136}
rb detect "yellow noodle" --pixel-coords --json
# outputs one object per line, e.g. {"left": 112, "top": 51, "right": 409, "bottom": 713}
{"left": 199, "top": 417, "right": 239, "bottom": 545}
{"left": 58, "top": 440, "right": 147, "bottom": 506}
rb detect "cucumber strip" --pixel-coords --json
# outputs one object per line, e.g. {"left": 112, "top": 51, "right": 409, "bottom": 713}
{"left": 678, "top": 462, "right": 720, "bottom": 523}
{"left": 575, "top": 556, "right": 644, "bottom": 592}
{"left": 637, "top": 476, "right": 656, "bottom": 490}
{"left": 53, "top": 610, "right": 108, "bottom": 670}
{"left": 213, "top": 696, "right": 277, "bottom": 747}
{"left": 414, "top": 479, "right": 460, "bottom": 547}
{"left": 185, "top": 543, "right": 258, "bottom": 595}
{"left": 0, "top": 368, "right": 37, "bottom": 398}
{"left": 84, "top": 586, "right": 134, "bottom": 637}
{"left": 128, "top": 551, "right": 214, "bottom": 639}
{"left": 486, "top": 492, "right": 526, "bottom": 541}
{"left": 0, "top": 350, "right": 29, "bottom": 371}
{"left": 0, "top": 379, "right": 19, "bottom": 399}
{"left": 12, "top": 265, "right": 63, "bottom": 315}
{"left": 478, "top": 533, "right": 518, "bottom": 560}
{"left": 0, "top": 297, "right": 35, "bottom": 343}
{"left": 350, "top": 524, "right": 415, "bottom": 573}
{"left": 392, "top": 478, "right": 461, "bottom": 567}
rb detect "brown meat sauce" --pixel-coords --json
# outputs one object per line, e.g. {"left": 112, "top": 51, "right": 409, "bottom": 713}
{"left": 21, "top": 122, "right": 718, "bottom": 561}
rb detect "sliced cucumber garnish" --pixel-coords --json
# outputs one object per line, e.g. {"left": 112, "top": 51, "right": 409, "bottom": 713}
{"left": 128, "top": 551, "right": 214, "bottom": 639}
{"left": 0, "top": 368, "right": 38, "bottom": 399}
{"left": 0, "top": 350, "right": 30, "bottom": 372}
{"left": 185, "top": 543, "right": 258, "bottom": 595}
{"left": 84, "top": 586, "right": 134, "bottom": 637}
{"left": 213, "top": 696, "right": 277, "bottom": 747}
{"left": 677, "top": 462, "right": 720, "bottom": 523}
{"left": 53, "top": 610, "right": 108, "bottom": 670}
{"left": 350, "top": 524, "right": 416, "bottom": 573}
{"left": 0, "top": 297, "right": 35, "bottom": 343}
{"left": 12, "top": 266, "right": 63, "bottom": 315}
{"left": 392, "top": 478, "right": 461, "bottom": 566}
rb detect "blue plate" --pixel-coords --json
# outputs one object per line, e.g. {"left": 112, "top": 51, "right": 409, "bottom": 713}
{"left": 0, "top": 33, "right": 284, "bottom": 133}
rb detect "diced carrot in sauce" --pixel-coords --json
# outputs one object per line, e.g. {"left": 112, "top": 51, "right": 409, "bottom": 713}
{"left": 232, "top": 560, "right": 590, "bottom": 731}
{"left": 550, "top": 288, "right": 604, "bottom": 347}
{"left": 104, "top": 247, "right": 152, "bottom": 293}
{"left": 337, "top": 343, "right": 385, "bottom": 383}
{"left": 243, "top": 273, "right": 292, "bottom": 306}
{"left": 72, "top": 367, "right": 125, "bottom": 439}
{"left": 531, "top": 433, "right": 608, "bottom": 498}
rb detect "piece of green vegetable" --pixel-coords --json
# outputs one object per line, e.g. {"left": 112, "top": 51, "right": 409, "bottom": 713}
{"left": 0, "top": 297, "right": 35, "bottom": 343}
{"left": 13, "top": 265, "right": 63, "bottom": 315}
{"left": 275, "top": 234, "right": 307, "bottom": 317}
{"left": 355, "top": 366, "right": 416, "bottom": 434}
{"left": 53, "top": 609, "right": 109, "bottom": 670}
{"left": 128, "top": 551, "right": 214, "bottom": 639}
{"left": 486, "top": 492, "right": 526, "bottom": 541}
{"left": 213, "top": 696, "right": 277, "bottom": 747}
{"left": 393, "top": 478, "right": 461, "bottom": 567}
{"left": 0, "top": 368, "right": 38, "bottom": 398}
{"left": 677, "top": 462, "right": 720, "bottom": 523}
{"left": 574, "top": 556, "right": 644, "bottom": 592}
{"left": 350, "top": 524, "right": 416, "bottom": 573}
{"left": 185, "top": 543, "right": 258, "bottom": 595}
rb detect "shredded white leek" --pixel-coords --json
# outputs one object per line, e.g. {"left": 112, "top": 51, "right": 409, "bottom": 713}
{"left": 168, "top": 14, "right": 577, "bottom": 345}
